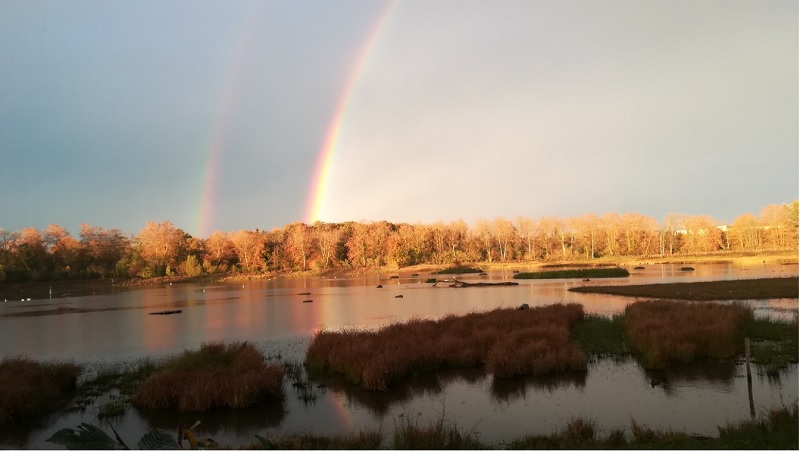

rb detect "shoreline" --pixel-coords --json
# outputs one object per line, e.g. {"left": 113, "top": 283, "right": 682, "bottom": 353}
{"left": 0, "top": 250, "right": 796, "bottom": 300}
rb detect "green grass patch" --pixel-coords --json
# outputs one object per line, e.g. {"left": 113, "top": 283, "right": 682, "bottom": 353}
{"left": 432, "top": 266, "right": 483, "bottom": 274}
{"left": 744, "top": 317, "right": 798, "bottom": 368}
{"left": 571, "top": 314, "right": 630, "bottom": 359}
{"left": 514, "top": 267, "right": 629, "bottom": 279}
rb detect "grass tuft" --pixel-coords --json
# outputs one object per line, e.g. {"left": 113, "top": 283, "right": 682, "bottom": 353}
{"left": 133, "top": 341, "right": 284, "bottom": 412}
{"left": 624, "top": 301, "right": 750, "bottom": 368}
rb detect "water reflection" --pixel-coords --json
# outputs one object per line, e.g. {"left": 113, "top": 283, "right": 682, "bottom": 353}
{"left": 490, "top": 370, "right": 587, "bottom": 403}
{"left": 314, "top": 367, "right": 488, "bottom": 417}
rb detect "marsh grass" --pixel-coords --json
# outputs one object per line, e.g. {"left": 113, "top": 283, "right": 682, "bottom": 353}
{"left": 514, "top": 268, "right": 629, "bottom": 279}
{"left": 245, "top": 430, "right": 384, "bottom": 450}
{"left": 133, "top": 341, "right": 284, "bottom": 412}
{"left": 743, "top": 317, "right": 798, "bottom": 368}
{"left": 0, "top": 357, "right": 81, "bottom": 426}
{"left": 624, "top": 301, "right": 750, "bottom": 368}
{"left": 569, "top": 276, "right": 799, "bottom": 300}
{"left": 305, "top": 304, "right": 586, "bottom": 390}
{"left": 507, "top": 404, "right": 797, "bottom": 449}
{"left": 392, "top": 412, "right": 484, "bottom": 449}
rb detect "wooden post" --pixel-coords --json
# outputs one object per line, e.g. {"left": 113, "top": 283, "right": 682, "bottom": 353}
{"left": 745, "top": 337, "right": 755, "bottom": 418}
{"left": 745, "top": 337, "right": 751, "bottom": 377}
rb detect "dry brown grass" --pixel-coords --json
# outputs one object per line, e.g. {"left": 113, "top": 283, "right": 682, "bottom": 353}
{"left": 305, "top": 304, "right": 585, "bottom": 390}
{"left": 624, "top": 301, "right": 751, "bottom": 368}
{"left": 0, "top": 357, "right": 81, "bottom": 425}
{"left": 133, "top": 342, "right": 283, "bottom": 412}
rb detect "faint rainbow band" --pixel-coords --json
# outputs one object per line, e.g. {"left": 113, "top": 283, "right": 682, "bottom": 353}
{"left": 305, "top": 1, "right": 397, "bottom": 224}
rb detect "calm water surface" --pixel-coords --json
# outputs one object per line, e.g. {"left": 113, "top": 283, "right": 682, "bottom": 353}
{"left": 0, "top": 263, "right": 796, "bottom": 448}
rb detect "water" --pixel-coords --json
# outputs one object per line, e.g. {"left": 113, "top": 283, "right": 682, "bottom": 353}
{"left": 0, "top": 263, "right": 797, "bottom": 448}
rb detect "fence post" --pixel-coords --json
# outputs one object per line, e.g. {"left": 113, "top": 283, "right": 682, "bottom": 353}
{"left": 745, "top": 337, "right": 755, "bottom": 419}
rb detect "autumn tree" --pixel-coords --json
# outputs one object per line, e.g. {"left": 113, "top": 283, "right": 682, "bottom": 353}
{"left": 313, "top": 222, "right": 342, "bottom": 269}
{"left": 474, "top": 219, "right": 495, "bottom": 262}
{"left": 136, "top": 221, "right": 184, "bottom": 276}
{"left": 203, "top": 230, "right": 236, "bottom": 272}
{"left": 730, "top": 213, "right": 762, "bottom": 251}
{"left": 493, "top": 217, "right": 516, "bottom": 262}
{"left": 620, "top": 213, "right": 660, "bottom": 256}
{"left": 515, "top": 216, "right": 537, "bottom": 261}
{"left": 229, "top": 229, "right": 266, "bottom": 273}
{"left": 14, "top": 227, "right": 50, "bottom": 278}
{"left": 681, "top": 215, "right": 723, "bottom": 254}
{"left": 569, "top": 214, "right": 601, "bottom": 259}
{"left": 285, "top": 222, "right": 314, "bottom": 271}
{"left": 760, "top": 203, "right": 797, "bottom": 250}
{"left": 661, "top": 213, "right": 687, "bottom": 255}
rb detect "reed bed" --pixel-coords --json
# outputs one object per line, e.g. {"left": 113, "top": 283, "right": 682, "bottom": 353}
{"left": 0, "top": 357, "right": 81, "bottom": 425}
{"left": 133, "top": 341, "right": 283, "bottom": 412}
{"left": 305, "top": 304, "right": 586, "bottom": 391}
{"left": 624, "top": 301, "right": 751, "bottom": 368}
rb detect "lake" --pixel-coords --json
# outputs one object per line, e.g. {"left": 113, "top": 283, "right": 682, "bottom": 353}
{"left": 0, "top": 262, "right": 797, "bottom": 448}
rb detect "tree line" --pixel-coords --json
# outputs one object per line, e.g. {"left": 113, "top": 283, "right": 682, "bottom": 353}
{"left": 0, "top": 201, "right": 796, "bottom": 282}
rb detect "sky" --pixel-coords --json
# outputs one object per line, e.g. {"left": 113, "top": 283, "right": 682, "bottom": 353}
{"left": 1, "top": 0, "right": 797, "bottom": 238}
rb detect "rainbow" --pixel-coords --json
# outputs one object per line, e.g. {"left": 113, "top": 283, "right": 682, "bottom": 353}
{"left": 305, "top": 1, "right": 397, "bottom": 224}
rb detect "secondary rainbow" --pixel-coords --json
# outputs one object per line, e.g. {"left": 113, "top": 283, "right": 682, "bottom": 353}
{"left": 305, "top": 2, "right": 397, "bottom": 224}
{"left": 196, "top": 3, "right": 266, "bottom": 238}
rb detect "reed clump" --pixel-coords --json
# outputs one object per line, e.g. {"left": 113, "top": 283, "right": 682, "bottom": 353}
{"left": 133, "top": 341, "right": 283, "bottom": 412}
{"left": 0, "top": 357, "right": 81, "bottom": 426}
{"left": 305, "top": 304, "right": 586, "bottom": 391}
{"left": 624, "top": 301, "right": 750, "bottom": 368}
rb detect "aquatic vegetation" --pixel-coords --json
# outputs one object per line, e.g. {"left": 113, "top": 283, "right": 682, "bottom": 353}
{"left": 569, "top": 276, "right": 799, "bottom": 300}
{"left": 305, "top": 304, "right": 586, "bottom": 390}
{"left": 133, "top": 341, "right": 284, "bottom": 412}
{"left": 744, "top": 316, "right": 799, "bottom": 368}
{"left": 514, "top": 267, "right": 629, "bottom": 279}
{"left": 571, "top": 314, "right": 629, "bottom": 359}
{"left": 0, "top": 357, "right": 81, "bottom": 426}
{"left": 624, "top": 301, "right": 751, "bottom": 368}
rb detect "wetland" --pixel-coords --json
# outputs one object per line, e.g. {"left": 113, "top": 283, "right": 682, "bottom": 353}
{"left": 0, "top": 262, "right": 797, "bottom": 449}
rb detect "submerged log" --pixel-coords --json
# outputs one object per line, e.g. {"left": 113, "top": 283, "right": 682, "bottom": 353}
{"left": 149, "top": 310, "right": 183, "bottom": 315}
